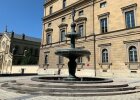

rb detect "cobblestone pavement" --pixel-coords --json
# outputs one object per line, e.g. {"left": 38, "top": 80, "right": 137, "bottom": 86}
{"left": 0, "top": 76, "right": 140, "bottom": 100}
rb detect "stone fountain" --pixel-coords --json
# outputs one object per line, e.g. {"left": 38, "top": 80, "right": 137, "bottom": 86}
{"left": 55, "top": 8, "right": 91, "bottom": 80}
{"left": 31, "top": 8, "right": 112, "bottom": 83}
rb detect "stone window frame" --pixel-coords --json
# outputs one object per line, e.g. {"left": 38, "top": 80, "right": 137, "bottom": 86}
{"left": 98, "top": 43, "right": 112, "bottom": 65}
{"left": 5, "top": 45, "right": 9, "bottom": 54}
{"left": 49, "top": 6, "right": 53, "bottom": 15}
{"left": 100, "top": 1, "right": 107, "bottom": 8}
{"left": 129, "top": 46, "right": 138, "bottom": 62}
{"left": 75, "top": 17, "right": 87, "bottom": 39}
{"left": 62, "top": 0, "right": 66, "bottom": 9}
{"left": 61, "top": 17, "right": 66, "bottom": 22}
{"left": 98, "top": 12, "right": 110, "bottom": 34}
{"left": 45, "top": 28, "right": 53, "bottom": 45}
{"left": 78, "top": 10, "right": 84, "bottom": 16}
{"left": 57, "top": 56, "right": 64, "bottom": 70}
{"left": 44, "top": 51, "right": 50, "bottom": 69}
{"left": 48, "top": 22, "right": 52, "bottom": 27}
{"left": 76, "top": 57, "right": 83, "bottom": 64}
{"left": 124, "top": 40, "right": 140, "bottom": 70}
{"left": 58, "top": 56, "right": 64, "bottom": 64}
{"left": 102, "top": 49, "right": 108, "bottom": 63}
{"left": 58, "top": 23, "right": 68, "bottom": 43}
{"left": 124, "top": 40, "right": 140, "bottom": 62}
{"left": 121, "top": 3, "right": 137, "bottom": 29}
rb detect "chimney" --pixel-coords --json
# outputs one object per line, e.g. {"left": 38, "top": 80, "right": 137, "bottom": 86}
{"left": 11, "top": 31, "right": 14, "bottom": 38}
{"left": 22, "top": 34, "right": 25, "bottom": 40}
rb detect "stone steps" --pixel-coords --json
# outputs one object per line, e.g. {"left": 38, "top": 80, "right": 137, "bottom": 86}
{"left": 48, "top": 90, "right": 140, "bottom": 97}
{"left": 1, "top": 79, "right": 139, "bottom": 96}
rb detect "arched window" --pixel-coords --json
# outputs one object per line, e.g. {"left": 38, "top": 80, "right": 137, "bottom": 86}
{"left": 129, "top": 46, "right": 138, "bottom": 62}
{"left": 45, "top": 55, "right": 48, "bottom": 64}
{"left": 102, "top": 49, "right": 108, "bottom": 63}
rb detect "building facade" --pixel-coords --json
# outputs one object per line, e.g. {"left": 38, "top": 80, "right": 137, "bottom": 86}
{"left": 0, "top": 31, "right": 41, "bottom": 74}
{"left": 39, "top": 0, "right": 140, "bottom": 77}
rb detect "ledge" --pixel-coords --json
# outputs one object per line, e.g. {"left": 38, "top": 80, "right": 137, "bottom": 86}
{"left": 75, "top": 17, "right": 87, "bottom": 22}
{"left": 43, "top": 0, "right": 90, "bottom": 21}
{"left": 58, "top": 23, "right": 68, "bottom": 28}
{"left": 98, "top": 12, "right": 110, "bottom": 19}
{"left": 98, "top": 43, "right": 111, "bottom": 47}
{"left": 45, "top": 28, "right": 53, "bottom": 32}
{"left": 123, "top": 39, "right": 140, "bottom": 44}
{"left": 121, "top": 3, "right": 137, "bottom": 11}
{"left": 99, "top": 63, "right": 112, "bottom": 65}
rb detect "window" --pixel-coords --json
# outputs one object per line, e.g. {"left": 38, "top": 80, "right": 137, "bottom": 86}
{"left": 129, "top": 46, "right": 137, "bottom": 62}
{"left": 6, "top": 45, "right": 9, "bottom": 54}
{"left": 49, "top": 6, "right": 53, "bottom": 14}
{"left": 125, "top": 10, "right": 135, "bottom": 28}
{"left": 79, "top": 10, "right": 84, "bottom": 16}
{"left": 60, "top": 30, "right": 65, "bottom": 42}
{"left": 58, "top": 56, "right": 63, "bottom": 64}
{"left": 46, "top": 33, "right": 51, "bottom": 44}
{"left": 48, "top": 23, "right": 51, "bottom": 27}
{"left": 62, "top": 17, "right": 66, "bottom": 22}
{"left": 100, "top": 18, "right": 108, "bottom": 33}
{"left": 14, "top": 46, "right": 19, "bottom": 55}
{"left": 100, "top": 2, "right": 107, "bottom": 8}
{"left": 102, "top": 49, "right": 108, "bottom": 63}
{"left": 77, "top": 57, "right": 82, "bottom": 64}
{"left": 45, "top": 55, "right": 48, "bottom": 64}
{"left": 78, "top": 25, "right": 84, "bottom": 37}
{"left": 63, "top": 0, "right": 66, "bottom": 9}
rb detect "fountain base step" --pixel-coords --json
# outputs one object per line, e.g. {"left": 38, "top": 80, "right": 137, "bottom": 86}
{"left": 1, "top": 77, "right": 140, "bottom": 96}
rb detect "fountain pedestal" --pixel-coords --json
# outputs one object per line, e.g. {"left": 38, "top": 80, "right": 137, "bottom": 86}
{"left": 55, "top": 8, "right": 91, "bottom": 80}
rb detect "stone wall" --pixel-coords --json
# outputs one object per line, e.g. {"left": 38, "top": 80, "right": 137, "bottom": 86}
{"left": 11, "top": 65, "right": 39, "bottom": 74}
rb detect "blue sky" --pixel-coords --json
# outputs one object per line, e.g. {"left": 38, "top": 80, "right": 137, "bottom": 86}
{"left": 0, "top": 0, "right": 44, "bottom": 38}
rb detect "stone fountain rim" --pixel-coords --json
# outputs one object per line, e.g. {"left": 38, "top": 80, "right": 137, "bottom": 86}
{"left": 31, "top": 76, "right": 113, "bottom": 84}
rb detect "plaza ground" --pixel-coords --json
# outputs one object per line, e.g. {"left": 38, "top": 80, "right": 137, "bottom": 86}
{"left": 0, "top": 75, "right": 140, "bottom": 100}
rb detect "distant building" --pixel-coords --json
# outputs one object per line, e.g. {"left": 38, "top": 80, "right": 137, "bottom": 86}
{"left": 0, "top": 31, "right": 41, "bottom": 73}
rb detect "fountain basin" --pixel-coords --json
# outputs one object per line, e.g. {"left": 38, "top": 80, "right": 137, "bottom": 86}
{"left": 31, "top": 76, "right": 113, "bottom": 84}
{"left": 55, "top": 48, "right": 91, "bottom": 58}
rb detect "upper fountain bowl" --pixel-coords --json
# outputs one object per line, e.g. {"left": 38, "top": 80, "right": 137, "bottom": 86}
{"left": 55, "top": 48, "right": 91, "bottom": 58}
{"left": 66, "top": 32, "right": 81, "bottom": 39}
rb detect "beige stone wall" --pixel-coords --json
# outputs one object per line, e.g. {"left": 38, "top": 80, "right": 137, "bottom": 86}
{"left": 42, "top": 0, "right": 93, "bottom": 45}
{"left": 94, "top": 0, "right": 140, "bottom": 34}
{"left": 40, "top": 0, "right": 140, "bottom": 77}
{"left": 44, "top": 0, "right": 79, "bottom": 16}
{"left": 11, "top": 65, "right": 38, "bottom": 74}
{"left": 96, "top": 28, "right": 140, "bottom": 68}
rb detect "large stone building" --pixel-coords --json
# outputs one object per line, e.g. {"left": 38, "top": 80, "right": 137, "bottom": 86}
{"left": 39, "top": 0, "right": 140, "bottom": 77}
{"left": 0, "top": 31, "right": 41, "bottom": 74}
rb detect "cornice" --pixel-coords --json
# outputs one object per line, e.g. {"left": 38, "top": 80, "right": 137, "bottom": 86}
{"left": 75, "top": 17, "right": 87, "bottom": 22}
{"left": 44, "top": 0, "right": 58, "bottom": 7}
{"left": 98, "top": 43, "right": 111, "bottom": 47}
{"left": 43, "top": 0, "right": 92, "bottom": 21}
{"left": 45, "top": 28, "right": 53, "bottom": 32}
{"left": 121, "top": 3, "right": 137, "bottom": 11}
{"left": 58, "top": 23, "right": 68, "bottom": 28}
{"left": 98, "top": 12, "right": 110, "bottom": 19}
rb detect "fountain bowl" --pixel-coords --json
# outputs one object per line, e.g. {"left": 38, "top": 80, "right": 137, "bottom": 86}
{"left": 55, "top": 48, "right": 91, "bottom": 58}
